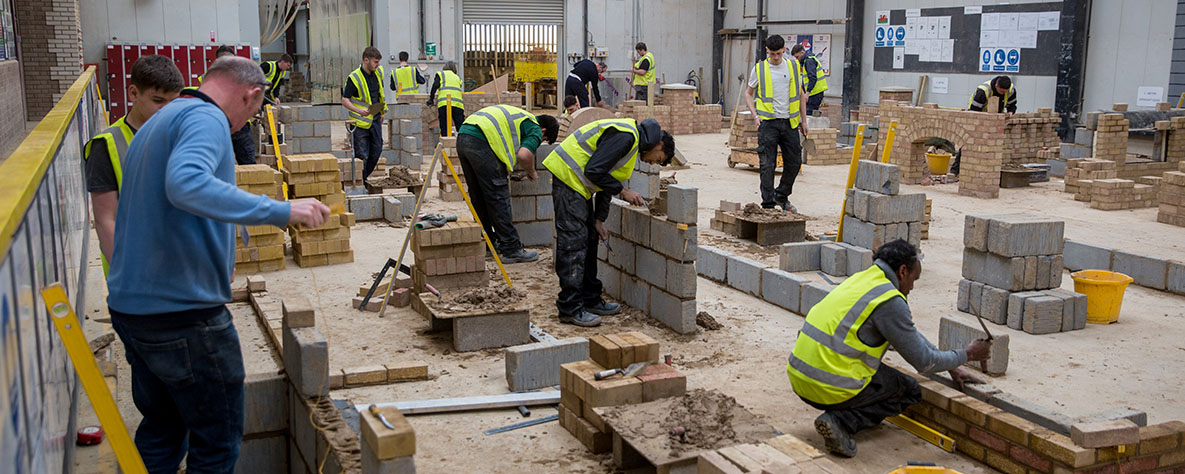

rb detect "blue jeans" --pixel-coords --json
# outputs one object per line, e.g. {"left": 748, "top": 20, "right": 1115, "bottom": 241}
{"left": 111, "top": 305, "right": 245, "bottom": 474}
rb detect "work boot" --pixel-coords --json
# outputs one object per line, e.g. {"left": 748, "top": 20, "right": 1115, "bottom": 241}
{"left": 559, "top": 311, "right": 602, "bottom": 327}
{"left": 775, "top": 197, "right": 799, "bottom": 214}
{"left": 500, "top": 248, "right": 539, "bottom": 264}
{"left": 815, "top": 412, "right": 857, "bottom": 458}
{"left": 585, "top": 300, "right": 621, "bottom": 316}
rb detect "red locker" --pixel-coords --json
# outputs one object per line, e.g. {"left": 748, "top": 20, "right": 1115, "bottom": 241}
{"left": 235, "top": 45, "right": 250, "bottom": 59}
{"left": 170, "top": 45, "right": 189, "bottom": 85}
{"left": 204, "top": 46, "right": 218, "bottom": 73}
{"left": 106, "top": 43, "right": 126, "bottom": 121}
{"left": 117, "top": 44, "right": 139, "bottom": 120}
{"left": 188, "top": 46, "right": 204, "bottom": 86}
{"left": 157, "top": 45, "right": 173, "bottom": 64}
{"left": 139, "top": 44, "right": 156, "bottom": 57}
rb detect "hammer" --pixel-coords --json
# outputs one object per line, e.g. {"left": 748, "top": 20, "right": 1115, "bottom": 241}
{"left": 971, "top": 313, "right": 994, "bottom": 373}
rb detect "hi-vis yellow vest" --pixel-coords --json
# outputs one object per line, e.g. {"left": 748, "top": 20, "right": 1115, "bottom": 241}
{"left": 263, "top": 60, "right": 286, "bottom": 99}
{"left": 799, "top": 54, "right": 828, "bottom": 96}
{"left": 346, "top": 65, "right": 387, "bottom": 129}
{"left": 787, "top": 265, "right": 903, "bottom": 405}
{"left": 543, "top": 119, "right": 639, "bottom": 200}
{"left": 968, "top": 80, "right": 1014, "bottom": 111}
{"left": 633, "top": 52, "right": 655, "bottom": 86}
{"left": 396, "top": 65, "right": 420, "bottom": 94}
{"left": 84, "top": 116, "right": 135, "bottom": 274}
{"left": 435, "top": 70, "right": 465, "bottom": 110}
{"left": 464, "top": 105, "right": 537, "bottom": 173}
{"left": 754, "top": 58, "right": 803, "bottom": 128}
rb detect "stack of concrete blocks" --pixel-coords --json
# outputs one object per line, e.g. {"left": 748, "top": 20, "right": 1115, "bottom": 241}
{"left": 959, "top": 214, "right": 1086, "bottom": 335}
{"left": 236, "top": 310, "right": 291, "bottom": 471}
{"left": 435, "top": 136, "right": 467, "bottom": 202}
{"left": 937, "top": 316, "right": 1011, "bottom": 375}
{"left": 386, "top": 116, "right": 425, "bottom": 170}
{"left": 504, "top": 337, "right": 589, "bottom": 392}
{"left": 388, "top": 99, "right": 439, "bottom": 160}
{"left": 841, "top": 160, "right": 926, "bottom": 251}
{"left": 359, "top": 402, "right": 416, "bottom": 474}
{"left": 234, "top": 164, "right": 287, "bottom": 273}
{"left": 509, "top": 143, "right": 556, "bottom": 247}
{"left": 409, "top": 220, "right": 488, "bottom": 293}
{"left": 1060, "top": 126, "right": 1093, "bottom": 161}
{"left": 597, "top": 188, "right": 699, "bottom": 334}
{"left": 275, "top": 105, "right": 346, "bottom": 155}
{"left": 559, "top": 335, "right": 685, "bottom": 454}
{"left": 838, "top": 121, "right": 878, "bottom": 146}
{"left": 1159, "top": 169, "right": 1185, "bottom": 227}
{"left": 1002, "top": 109, "right": 1060, "bottom": 166}
{"left": 1063, "top": 240, "right": 1185, "bottom": 295}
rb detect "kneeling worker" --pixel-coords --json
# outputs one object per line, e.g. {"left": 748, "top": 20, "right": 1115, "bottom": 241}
{"left": 457, "top": 105, "right": 560, "bottom": 263}
{"left": 787, "top": 240, "right": 991, "bottom": 457}
{"left": 543, "top": 118, "right": 675, "bottom": 327}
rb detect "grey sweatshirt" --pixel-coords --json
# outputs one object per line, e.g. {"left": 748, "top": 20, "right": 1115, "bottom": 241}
{"left": 853, "top": 260, "right": 967, "bottom": 374}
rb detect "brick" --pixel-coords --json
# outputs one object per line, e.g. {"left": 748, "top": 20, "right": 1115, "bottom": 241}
{"left": 820, "top": 243, "right": 847, "bottom": 277}
{"left": 452, "top": 310, "right": 530, "bottom": 352}
{"left": 353, "top": 296, "right": 383, "bottom": 312}
{"left": 282, "top": 296, "right": 316, "bottom": 328}
{"left": 584, "top": 374, "right": 643, "bottom": 407}
{"left": 726, "top": 255, "right": 765, "bottom": 296}
{"left": 761, "top": 268, "right": 807, "bottom": 313}
{"left": 243, "top": 373, "right": 288, "bottom": 435}
{"left": 1023, "top": 295, "right": 1064, "bottom": 335}
{"left": 986, "top": 213, "right": 1065, "bottom": 257}
{"left": 1112, "top": 250, "right": 1169, "bottom": 290}
{"left": 649, "top": 286, "right": 697, "bottom": 334}
{"left": 589, "top": 336, "right": 623, "bottom": 369}
{"left": 665, "top": 260, "right": 697, "bottom": 298}
{"left": 1138, "top": 422, "right": 1184, "bottom": 453}
{"left": 957, "top": 279, "right": 972, "bottom": 312}
{"left": 246, "top": 275, "right": 267, "bottom": 292}
{"left": 636, "top": 363, "right": 687, "bottom": 401}
{"left": 1007, "top": 443, "right": 1052, "bottom": 473}
{"left": 504, "top": 337, "right": 590, "bottom": 391}
{"left": 854, "top": 160, "right": 901, "bottom": 195}
{"left": 282, "top": 324, "right": 329, "bottom": 398}
{"left": 988, "top": 410, "right": 1041, "bottom": 445}
{"left": 384, "top": 361, "right": 428, "bottom": 381}
{"left": 779, "top": 241, "right": 824, "bottom": 272}
{"left": 1031, "top": 428, "right": 1096, "bottom": 468}
{"left": 1072, "top": 419, "right": 1140, "bottom": 448}
{"left": 621, "top": 275, "right": 650, "bottom": 314}
{"left": 666, "top": 185, "right": 698, "bottom": 224}
{"left": 800, "top": 282, "right": 832, "bottom": 314}
{"left": 938, "top": 316, "right": 1009, "bottom": 375}
{"left": 360, "top": 405, "right": 416, "bottom": 459}
{"left": 635, "top": 247, "right": 667, "bottom": 288}
{"left": 344, "top": 365, "right": 389, "bottom": 385}
{"left": 952, "top": 396, "right": 1002, "bottom": 426}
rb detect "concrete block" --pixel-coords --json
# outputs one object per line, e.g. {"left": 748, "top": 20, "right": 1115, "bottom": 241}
{"left": 383, "top": 196, "right": 403, "bottom": 223}
{"left": 1047, "top": 289, "right": 1080, "bottom": 332}
{"left": 1023, "top": 256, "right": 1038, "bottom": 289}
{"left": 282, "top": 296, "right": 316, "bottom": 329}
{"left": 854, "top": 160, "right": 901, "bottom": 195}
{"left": 402, "top": 135, "right": 419, "bottom": 152}
{"left": 391, "top": 103, "right": 420, "bottom": 119}
{"left": 514, "top": 220, "right": 554, "bottom": 247}
{"left": 1070, "top": 419, "right": 1140, "bottom": 448}
{"left": 666, "top": 184, "right": 698, "bottom": 224}
{"left": 665, "top": 260, "right": 697, "bottom": 299}
{"left": 1036, "top": 256, "right": 1052, "bottom": 289}
{"left": 1050, "top": 255, "right": 1064, "bottom": 289}
{"left": 301, "top": 137, "right": 334, "bottom": 153}
{"left": 1077, "top": 407, "right": 1148, "bottom": 427}
{"left": 938, "top": 316, "right": 1009, "bottom": 375}
{"left": 349, "top": 195, "right": 384, "bottom": 221}
{"left": 649, "top": 286, "right": 696, "bottom": 334}
{"left": 1168, "top": 261, "right": 1185, "bottom": 295}
{"left": 778, "top": 241, "right": 824, "bottom": 272}
{"left": 819, "top": 243, "right": 847, "bottom": 277}
{"left": 839, "top": 243, "right": 873, "bottom": 276}
{"left": 696, "top": 245, "right": 730, "bottom": 282}
{"left": 800, "top": 282, "right": 832, "bottom": 314}
{"left": 298, "top": 105, "right": 331, "bottom": 121}
{"left": 986, "top": 213, "right": 1065, "bottom": 257}
{"left": 388, "top": 119, "right": 402, "bottom": 135}
{"left": 839, "top": 215, "right": 889, "bottom": 251}
{"left": 1111, "top": 250, "right": 1168, "bottom": 290}
{"left": 504, "top": 337, "right": 590, "bottom": 392}
{"left": 332, "top": 106, "right": 349, "bottom": 120}
{"left": 508, "top": 172, "right": 553, "bottom": 196}
{"left": 862, "top": 192, "right": 926, "bottom": 224}
{"left": 626, "top": 172, "right": 659, "bottom": 199}
{"left": 393, "top": 192, "right": 416, "bottom": 218}
{"left": 621, "top": 206, "right": 652, "bottom": 246}
{"left": 290, "top": 121, "right": 314, "bottom": 137}
{"left": 282, "top": 324, "right": 329, "bottom": 398}
{"left": 957, "top": 279, "right": 971, "bottom": 312}
{"left": 1022, "top": 295, "right": 1063, "bottom": 335}
{"left": 621, "top": 276, "right": 650, "bottom": 314}
{"left": 606, "top": 237, "right": 636, "bottom": 273}
{"left": 726, "top": 255, "right": 765, "bottom": 296}
{"left": 963, "top": 214, "right": 990, "bottom": 252}
{"left": 650, "top": 220, "right": 697, "bottom": 262}
{"left": 598, "top": 260, "right": 621, "bottom": 300}
{"left": 402, "top": 119, "right": 422, "bottom": 134}
{"left": 313, "top": 121, "right": 333, "bottom": 138}
{"left": 761, "top": 268, "right": 807, "bottom": 313}
{"left": 536, "top": 195, "right": 554, "bottom": 220}
{"left": 362, "top": 450, "right": 416, "bottom": 474}
{"left": 635, "top": 247, "right": 667, "bottom": 289}
{"left": 962, "top": 248, "right": 1027, "bottom": 291}
{"left": 1006, "top": 291, "right": 1042, "bottom": 330}
{"left": 244, "top": 373, "right": 289, "bottom": 435}
{"left": 979, "top": 284, "right": 1010, "bottom": 325}
{"left": 967, "top": 280, "right": 983, "bottom": 315}
{"left": 235, "top": 435, "right": 287, "bottom": 473}
{"left": 453, "top": 311, "right": 530, "bottom": 352}
{"left": 510, "top": 196, "right": 536, "bottom": 222}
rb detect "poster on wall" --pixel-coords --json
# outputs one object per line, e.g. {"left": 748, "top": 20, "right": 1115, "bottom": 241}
{"left": 786, "top": 34, "right": 831, "bottom": 75}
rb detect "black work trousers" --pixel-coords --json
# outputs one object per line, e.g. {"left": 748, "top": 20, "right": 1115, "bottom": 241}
{"left": 351, "top": 120, "right": 384, "bottom": 179}
{"left": 800, "top": 364, "right": 922, "bottom": 435}
{"left": 438, "top": 106, "right": 465, "bottom": 137}
{"left": 806, "top": 93, "right": 824, "bottom": 117}
{"left": 232, "top": 122, "right": 255, "bottom": 165}
{"left": 457, "top": 133, "right": 523, "bottom": 255}
{"left": 757, "top": 118, "right": 802, "bottom": 208}
{"left": 552, "top": 181, "right": 605, "bottom": 318}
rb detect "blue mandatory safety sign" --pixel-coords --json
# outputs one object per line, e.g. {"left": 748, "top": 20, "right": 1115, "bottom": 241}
{"left": 876, "top": 26, "right": 886, "bottom": 47}
{"left": 1005, "top": 48, "right": 1020, "bottom": 72}
{"left": 980, "top": 48, "right": 992, "bottom": 72}
{"left": 992, "top": 48, "right": 1007, "bottom": 72}
{"left": 895, "top": 26, "right": 906, "bottom": 46}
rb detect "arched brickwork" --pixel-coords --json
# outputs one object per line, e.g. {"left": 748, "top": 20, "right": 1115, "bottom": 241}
{"left": 876, "top": 101, "right": 1006, "bottom": 198}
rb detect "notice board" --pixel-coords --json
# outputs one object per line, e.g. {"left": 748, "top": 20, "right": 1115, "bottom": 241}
{"left": 872, "top": 2, "right": 1062, "bottom": 76}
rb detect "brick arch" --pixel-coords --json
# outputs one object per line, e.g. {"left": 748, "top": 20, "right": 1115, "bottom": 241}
{"left": 876, "top": 102, "right": 1006, "bottom": 198}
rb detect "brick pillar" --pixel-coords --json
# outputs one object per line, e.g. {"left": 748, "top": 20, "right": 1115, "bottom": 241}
{"left": 14, "top": 0, "right": 82, "bottom": 121}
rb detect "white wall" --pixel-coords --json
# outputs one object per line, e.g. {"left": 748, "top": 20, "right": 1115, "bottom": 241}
{"left": 1082, "top": 0, "right": 1176, "bottom": 112}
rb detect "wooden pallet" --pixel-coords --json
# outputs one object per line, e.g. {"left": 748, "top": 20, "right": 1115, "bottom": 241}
{"left": 728, "top": 148, "right": 783, "bottom": 169}
{"left": 709, "top": 209, "right": 806, "bottom": 245}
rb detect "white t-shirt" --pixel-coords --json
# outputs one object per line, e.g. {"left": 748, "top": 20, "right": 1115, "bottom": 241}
{"left": 748, "top": 58, "right": 798, "bottom": 119}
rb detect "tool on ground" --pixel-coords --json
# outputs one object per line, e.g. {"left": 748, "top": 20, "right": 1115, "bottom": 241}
{"left": 669, "top": 426, "right": 687, "bottom": 442}
{"left": 40, "top": 283, "right": 148, "bottom": 473}
{"left": 76, "top": 426, "right": 104, "bottom": 446}
{"left": 887, "top": 415, "right": 955, "bottom": 453}
{"left": 516, "top": 405, "right": 531, "bottom": 417}
{"left": 415, "top": 213, "right": 458, "bottom": 230}
{"left": 369, "top": 404, "right": 397, "bottom": 430}
{"left": 362, "top": 258, "right": 440, "bottom": 309}
{"left": 483, "top": 414, "right": 559, "bottom": 435}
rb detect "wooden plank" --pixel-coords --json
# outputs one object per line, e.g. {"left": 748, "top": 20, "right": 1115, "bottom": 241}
{"left": 364, "top": 390, "right": 560, "bottom": 415}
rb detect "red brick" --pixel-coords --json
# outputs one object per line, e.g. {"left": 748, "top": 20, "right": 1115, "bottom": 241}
{"left": 970, "top": 426, "right": 1010, "bottom": 452}
{"left": 1010, "top": 443, "right": 1054, "bottom": 472}
{"left": 636, "top": 364, "right": 686, "bottom": 402}
{"left": 1120, "top": 456, "right": 1161, "bottom": 474}
{"left": 1074, "top": 420, "right": 1141, "bottom": 448}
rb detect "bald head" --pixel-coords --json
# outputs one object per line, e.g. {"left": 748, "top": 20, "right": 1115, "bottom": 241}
{"left": 204, "top": 56, "right": 267, "bottom": 86}
{"left": 198, "top": 56, "right": 268, "bottom": 131}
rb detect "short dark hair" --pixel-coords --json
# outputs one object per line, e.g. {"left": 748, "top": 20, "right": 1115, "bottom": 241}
{"left": 659, "top": 131, "right": 675, "bottom": 166}
{"left": 215, "top": 45, "right": 236, "bottom": 57}
{"left": 363, "top": 47, "right": 382, "bottom": 60}
{"left": 790, "top": 44, "right": 805, "bottom": 55}
{"left": 130, "top": 55, "right": 184, "bottom": 93}
{"left": 563, "top": 96, "right": 578, "bottom": 108}
{"left": 399, "top": 51, "right": 410, "bottom": 61}
{"left": 635, "top": 42, "right": 648, "bottom": 51}
{"left": 279, "top": 53, "right": 294, "bottom": 64}
{"left": 537, "top": 115, "right": 560, "bottom": 144}
{"left": 874, "top": 239, "right": 920, "bottom": 274}
{"left": 765, "top": 35, "right": 785, "bottom": 51}
{"left": 995, "top": 76, "right": 1012, "bottom": 90}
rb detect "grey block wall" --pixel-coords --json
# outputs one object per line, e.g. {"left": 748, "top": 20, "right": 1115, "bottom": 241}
{"left": 696, "top": 245, "right": 730, "bottom": 282}
{"left": 504, "top": 338, "right": 589, "bottom": 391}
{"left": 726, "top": 255, "right": 765, "bottom": 296}
{"left": 761, "top": 268, "right": 807, "bottom": 314}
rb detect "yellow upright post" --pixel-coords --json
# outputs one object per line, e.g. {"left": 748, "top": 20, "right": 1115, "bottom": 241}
{"left": 265, "top": 105, "right": 289, "bottom": 200}
{"left": 1178, "top": 92, "right": 1185, "bottom": 108}
{"left": 880, "top": 121, "right": 898, "bottom": 163}
{"left": 95, "top": 82, "right": 109, "bottom": 126}
{"left": 836, "top": 124, "right": 865, "bottom": 243}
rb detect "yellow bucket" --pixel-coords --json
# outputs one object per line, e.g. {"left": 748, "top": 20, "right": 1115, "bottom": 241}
{"left": 925, "top": 152, "right": 953, "bottom": 176}
{"left": 1071, "top": 270, "right": 1134, "bottom": 324}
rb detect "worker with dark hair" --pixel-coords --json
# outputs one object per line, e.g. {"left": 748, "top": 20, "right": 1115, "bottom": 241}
{"left": 260, "top": 53, "right": 293, "bottom": 102}
{"left": 566, "top": 59, "right": 607, "bottom": 108}
{"left": 429, "top": 61, "right": 466, "bottom": 136}
{"left": 968, "top": 75, "right": 1017, "bottom": 115}
{"left": 395, "top": 51, "right": 426, "bottom": 96}
{"left": 542, "top": 118, "right": 675, "bottom": 327}
{"left": 744, "top": 34, "right": 807, "bottom": 212}
{"left": 631, "top": 42, "right": 655, "bottom": 100}
{"left": 457, "top": 106, "right": 560, "bottom": 264}
{"left": 790, "top": 44, "right": 827, "bottom": 116}
{"left": 184, "top": 46, "right": 259, "bottom": 165}
{"left": 787, "top": 239, "right": 991, "bottom": 458}
{"left": 563, "top": 95, "right": 579, "bottom": 115}
{"left": 341, "top": 46, "right": 390, "bottom": 179}
{"left": 86, "top": 54, "right": 184, "bottom": 275}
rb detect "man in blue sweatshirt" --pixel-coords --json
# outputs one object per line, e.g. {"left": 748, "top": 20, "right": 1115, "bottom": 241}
{"left": 106, "top": 56, "right": 330, "bottom": 472}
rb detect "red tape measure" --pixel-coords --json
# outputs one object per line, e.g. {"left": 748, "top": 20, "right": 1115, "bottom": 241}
{"left": 77, "top": 425, "right": 104, "bottom": 446}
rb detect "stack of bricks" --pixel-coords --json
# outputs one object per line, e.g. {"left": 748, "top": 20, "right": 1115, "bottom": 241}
{"left": 617, "top": 100, "right": 670, "bottom": 129}
{"left": 1063, "top": 158, "right": 1117, "bottom": 197}
{"left": 1093, "top": 113, "right": 1129, "bottom": 163}
{"left": 1159, "top": 169, "right": 1185, "bottom": 227}
{"left": 644, "top": 85, "right": 723, "bottom": 135}
{"left": 1003, "top": 108, "right": 1060, "bottom": 166}
{"left": 409, "top": 220, "right": 487, "bottom": 293}
{"left": 353, "top": 273, "right": 414, "bottom": 311}
{"left": 234, "top": 165, "right": 286, "bottom": 273}
{"left": 509, "top": 144, "right": 556, "bottom": 247}
{"left": 281, "top": 154, "right": 354, "bottom": 267}
{"left": 557, "top": 107, "right": 615, "bottom": 140}
{"left": 559, "top": 334, "right": 686, "bottom": 454}
{"left": 436, "top": 136, "right": 466, "bottom": 201}
{"left": 596, "top": 187, "right": 699, "bottom": 334}
{"left": 878, "top": 87, "right": 913, "bottom": 104}
{"left": 288, "top": 213, "right": 355, "bottom": 268}
{"left": 804, "top": 128, "right": 852, "bottom": 165}
{"left": 1088, "top": 177, "right": 1160, "bottom": 210}
{"left": 959, "top": 213, "right": 1086, "bottom": 335}
{"left": 841, "top": 160, "right": 926, "bottom": 250}
{"left": 728, "top": 111, "right": 760, "bottom": 149}
{"left": 256, "top": 123, "right": 285, "bottom": 168}
{"left": 922, "top": 198, "right": 932, "bottom": 239}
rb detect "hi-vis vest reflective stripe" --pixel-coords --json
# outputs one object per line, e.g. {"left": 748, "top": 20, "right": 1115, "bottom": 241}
{"left": 786, "top": 265, "right": 903, "bottom": 405}
{"left": 263, "top": 61, "right": 286, "bottom": 96}
{"left": 633, "top": 52, "right": 656, "bottom": 86}
{"left": 542, "top": 119, "right": 639, "bottom": 200}
{"left": 799, "top": 54, "right": 828, "bottom": 96}
{"left": 464, "top": 105, "right": 537, "bottom": 173}
{"left": 435, "top": 71, "right": 465, "bottom": 110}
{"left": 753, "top": 58, "right": 803, "bottom": 128}
{"left": 84, "top": 116, "right": 134, "bottom": 275}
{"left": 347, "top": 65, "right": 387, "bottom": 129}
{"left": 969, "top": 80, "right": 1014, "bottom": 111}
{"left": 396, "top": 65, "right": 420, "bottom": 94}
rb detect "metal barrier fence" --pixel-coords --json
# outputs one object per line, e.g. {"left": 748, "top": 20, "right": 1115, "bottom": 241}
{"left": 0, "top": 66, "right": 102, "bottom": 473}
